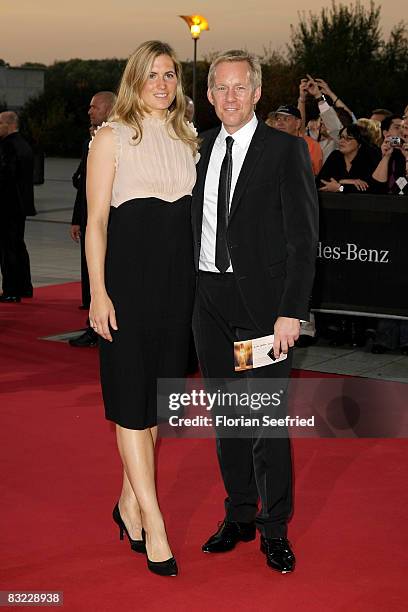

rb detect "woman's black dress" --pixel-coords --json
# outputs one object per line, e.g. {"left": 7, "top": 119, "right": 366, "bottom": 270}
{"left": 100, "top": 196, "right": 195, "bottom": 429}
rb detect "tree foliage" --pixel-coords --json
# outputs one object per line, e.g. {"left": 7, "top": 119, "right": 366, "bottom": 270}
{"left": 19, "top": 59, "right": 126, "bottom": 156}
{"left": 14, "top": 1, "right": 408, "bottom": 155}
{"left": 288, "top": 1, "right": 408, "bottom": 115}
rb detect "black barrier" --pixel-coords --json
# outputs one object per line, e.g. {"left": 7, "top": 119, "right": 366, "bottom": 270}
{"left": 312, "top": 193, "right": 408, "bottom": 319}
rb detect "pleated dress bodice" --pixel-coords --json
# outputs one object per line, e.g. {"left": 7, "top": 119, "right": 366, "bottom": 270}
{"left": 96, "top": 117, "right": 197, "bottom": 206}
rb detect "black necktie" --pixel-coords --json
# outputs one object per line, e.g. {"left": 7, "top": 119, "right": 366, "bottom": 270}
{"left": 215, "top": 136, "right": 234, "bottom": 273}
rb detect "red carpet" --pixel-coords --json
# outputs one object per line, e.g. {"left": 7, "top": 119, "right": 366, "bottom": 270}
{"left": 1, "top": 283, "right": 407, "bottom": 611}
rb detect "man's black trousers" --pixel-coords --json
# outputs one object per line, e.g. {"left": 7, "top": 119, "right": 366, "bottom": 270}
{"left": 192, "top": 271, "right": 293, "bottom": 538}
{"left": 0, "top": 212, "right": 32, "bottom": 296}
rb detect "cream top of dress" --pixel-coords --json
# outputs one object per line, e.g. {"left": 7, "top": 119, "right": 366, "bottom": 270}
{"left": 93, "top": 116, "right": 197, "bottom": 206}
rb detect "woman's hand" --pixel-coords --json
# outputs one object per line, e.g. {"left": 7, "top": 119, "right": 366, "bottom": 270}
{"left": 319, "top": 178, "right": 342, "bottom": 192}
{"left": 381, "top": 139, "right": 394, "bottom": 158}
{"left": 340, "top": 178, "right": 369, "bottom": 191}
{"left": 89, "top": 292, "right": 118, "bottom": 342}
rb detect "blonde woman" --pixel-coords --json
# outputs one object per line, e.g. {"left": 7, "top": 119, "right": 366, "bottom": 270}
{"left": 86, "top": 41, "right": 198, "bottom": 577}
{"left": 356, "top": 118, "right": 382, "bottom": 148}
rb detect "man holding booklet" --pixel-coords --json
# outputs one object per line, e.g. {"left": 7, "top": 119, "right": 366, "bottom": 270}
{"left": 192, "top": 50, "right": 318, "bottom": 573}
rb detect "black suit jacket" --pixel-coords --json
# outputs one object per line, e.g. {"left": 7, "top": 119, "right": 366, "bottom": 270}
{"left": 0, "top": 132, "right": 36, "bottom": 217}
{"left": 71, "top": 138, "right": 90, "bottom": 228}
{"left": 192, "top": 119, "right": 319, "bottom": 331}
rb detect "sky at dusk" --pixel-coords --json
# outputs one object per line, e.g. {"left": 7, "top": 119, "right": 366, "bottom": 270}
{"left": 2, "top": 0, "right": 406, "bottom": 66}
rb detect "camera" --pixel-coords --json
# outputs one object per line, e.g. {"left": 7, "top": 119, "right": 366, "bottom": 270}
{"left": 388, "top": 136, "right": 404, "bottom": 147}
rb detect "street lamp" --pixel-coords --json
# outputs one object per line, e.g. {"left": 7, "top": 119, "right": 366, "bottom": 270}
{"left": 179, "top": 14, "right": 209, "bottom": 119}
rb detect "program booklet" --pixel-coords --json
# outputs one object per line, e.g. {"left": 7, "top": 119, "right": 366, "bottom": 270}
{"left": 234, "top": 334, "right": 288, "bottom": 371}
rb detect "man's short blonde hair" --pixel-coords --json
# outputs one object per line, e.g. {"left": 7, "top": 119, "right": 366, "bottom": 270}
{"left": 208, "top": 50, "right": 262, "bottom": 90}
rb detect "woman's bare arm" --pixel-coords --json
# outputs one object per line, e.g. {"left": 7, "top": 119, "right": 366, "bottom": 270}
{"left": 85, "top": 126, "right": 118, "bottom": 341}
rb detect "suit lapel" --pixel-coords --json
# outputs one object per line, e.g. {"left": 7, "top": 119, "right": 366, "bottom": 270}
{"left": 228, "top": 120, "right": 268, "bottom": 222}
{"left": 194, "top": 128, "right": 220, "bottom": 204}
{"left": 192, "top": 127, "right": 219, "bottom": 245}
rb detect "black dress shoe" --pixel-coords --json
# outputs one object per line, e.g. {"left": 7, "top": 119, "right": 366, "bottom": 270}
{"left": 202, "top": 520, "right": 256, "bottom": 553}
{"left": 0, "top": 295, "right": 21, "bottom": 303}
{"left": 260, "top": 536, "right": 295, "bottom": 573}
{"left": 69, "top": 327, "right": 98, "bottom": 347}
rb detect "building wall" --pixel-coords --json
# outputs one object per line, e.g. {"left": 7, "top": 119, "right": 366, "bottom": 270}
{"left": 0, "top": 67, "right": 44, "bottom": 110}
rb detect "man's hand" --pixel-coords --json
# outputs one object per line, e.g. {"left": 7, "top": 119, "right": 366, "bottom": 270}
{"left": 273, "top": 317, "right": 300, "bottom": 359}
{"left": 70, "top": 224, "right": 81, "bottom": 242}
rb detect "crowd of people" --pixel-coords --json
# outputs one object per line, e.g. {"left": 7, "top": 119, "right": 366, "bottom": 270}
{"left": 264, "top": 76, "right": 408, "bottom": 353}
{"left": 264, "top": 75, "right": 408, "bottom": 196}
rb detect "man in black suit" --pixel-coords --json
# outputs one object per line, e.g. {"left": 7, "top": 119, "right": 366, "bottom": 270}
{"left": 192, "top": 50, "right": 318, "bottom": 573}
{"left": 0, "top": 111, "right": 35, "bottom": 303}
{"left": 69, "top": 91, "right": 115, "bottom": 347}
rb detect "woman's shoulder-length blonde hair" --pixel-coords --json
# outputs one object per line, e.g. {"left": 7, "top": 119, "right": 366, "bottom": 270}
{"left": 356, "top": 118, "right": 382, "bottom": 148}
{"left": 109, "top": 40, "right": 198, "bottom": 154}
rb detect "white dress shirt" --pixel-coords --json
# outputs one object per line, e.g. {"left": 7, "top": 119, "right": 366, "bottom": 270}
{"left": 199, "top": 113, "right": 258, "bottom": 272}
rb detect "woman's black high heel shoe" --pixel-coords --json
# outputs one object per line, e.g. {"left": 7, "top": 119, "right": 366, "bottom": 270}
{"left": 146, "top": 556, "right": 178, "bottom": 577}
{"left": 144, "top": 531, "right": 178, "bottom": 576}
{"left": 112, "top": 503, "right": 146, "bottom": 554}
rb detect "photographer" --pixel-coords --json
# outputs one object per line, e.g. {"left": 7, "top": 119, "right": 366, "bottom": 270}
{"left": 372, "top": 115, "right": 408, "bottom": 194}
